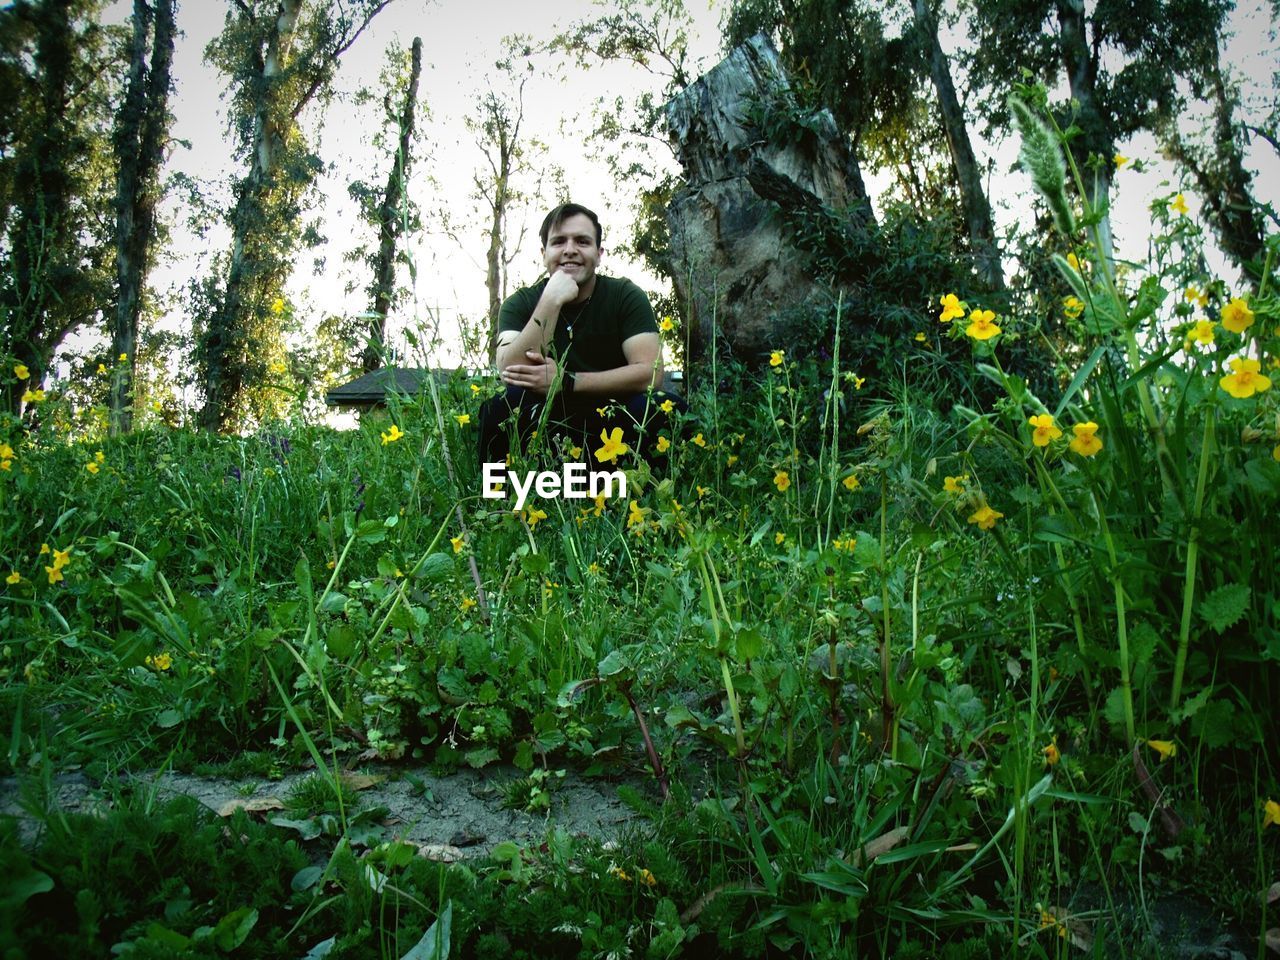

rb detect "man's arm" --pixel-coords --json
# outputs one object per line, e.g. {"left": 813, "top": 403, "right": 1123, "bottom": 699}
{"left": 499, "top": 334, "right": 664, "bottom": 397}
{"left": 572, "top": 333, "right": 663, "bottom": 394}
{"left": 495, "top": 271, "right": 578, "bottom": 371}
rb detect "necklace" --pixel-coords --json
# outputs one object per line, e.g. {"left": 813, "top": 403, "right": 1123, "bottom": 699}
{"left": 561, "top": 293, "right": 593, "bottom": 334}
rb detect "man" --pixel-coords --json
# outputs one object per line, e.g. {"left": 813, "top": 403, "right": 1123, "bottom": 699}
{"left": 478, "top": 202, "right": 686, "bottom": 468}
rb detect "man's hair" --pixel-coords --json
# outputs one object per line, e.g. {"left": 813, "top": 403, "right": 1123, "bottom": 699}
{"left": 539, "top": 203, "right": 603, "bottom": 249}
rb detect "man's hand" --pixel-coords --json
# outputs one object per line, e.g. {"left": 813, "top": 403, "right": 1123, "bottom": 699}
{"left": 541, "top": 269, "right": 580, "bottom": 309}
{"left": 500, "top": 350, "right": 559, "bottom": 396}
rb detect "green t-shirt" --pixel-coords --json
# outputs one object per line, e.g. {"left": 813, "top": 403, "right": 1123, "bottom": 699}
{"left": 498, "top": 275, "right": 657, "bottom": 374}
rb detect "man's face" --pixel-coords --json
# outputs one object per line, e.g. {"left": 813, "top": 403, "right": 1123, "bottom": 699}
{"left": 542, "top": 213, "right": 602, "bottom": 287}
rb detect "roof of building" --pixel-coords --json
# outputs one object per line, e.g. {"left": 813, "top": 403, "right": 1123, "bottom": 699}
{"left": 324, "top": 367, "right": 453, "bottom": 408}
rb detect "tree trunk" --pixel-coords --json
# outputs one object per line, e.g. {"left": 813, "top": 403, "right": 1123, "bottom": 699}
{"left": 363, "top": 36, "right": 423, "bottom": 373}
{"left": 199, "top": 0, "right": 303, "bottom": 432}
{"left": 4, "top": 0, "right": 75, "bottom": 417}
{"left": 912, "top": 0, "right": 1003, "bottom": 289}
{"left": 1055, "top": 0, "right": 1114, "bottom": 260}
{"left": 484, "top": 145, "right": 509, "bottom": 365}
{"left": 110, "top": 0, "right": 175, "bottom": 435}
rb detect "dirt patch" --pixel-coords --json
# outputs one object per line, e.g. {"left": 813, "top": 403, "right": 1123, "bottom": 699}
{"left": 0, "top": 764, "right": 651, "bottom": 857}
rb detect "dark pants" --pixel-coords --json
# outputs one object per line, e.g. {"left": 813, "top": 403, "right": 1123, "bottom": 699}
{"left": 478, "top": 386, "right": 689, "bottom": 469}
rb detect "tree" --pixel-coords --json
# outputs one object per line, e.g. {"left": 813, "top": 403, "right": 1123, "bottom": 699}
{"left": 471, "top": 66, "right": 530, "bottom": 363}
{"left": 196, "top": 0, "right": 390, "bottom": 432}
{"left": 110, "top": 0, "right": 176, "bottom": 434}
{"left": 0, "top": 0, "right": 120, "bottom": 417}
{"left": 909, "top": 0, "right": 1002, "bottom": 288}
{"left": 359, "top": 36, "right": 424, "bottom": 372}
{"left": 1158, "top": 30, "right": 1268, "bottom": 281}
{"left": 967, "top": 0, "right": 1230, "bottom": 262}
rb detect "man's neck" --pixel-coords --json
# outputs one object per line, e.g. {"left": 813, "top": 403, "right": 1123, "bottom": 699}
{"left": 571, "top": 275, "right": 598, "bottom": 304}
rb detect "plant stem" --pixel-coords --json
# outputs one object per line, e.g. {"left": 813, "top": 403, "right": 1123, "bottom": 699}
{"left": 1171, "top": 407, "right": 1215, "bottom": 709}
{"left": 1093, "top": 491, "right": 1135, "bottom": 743}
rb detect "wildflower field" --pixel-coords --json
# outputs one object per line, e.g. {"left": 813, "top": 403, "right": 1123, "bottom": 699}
{"left": 3, "top": 98, "right": 1280, "bottom": 959}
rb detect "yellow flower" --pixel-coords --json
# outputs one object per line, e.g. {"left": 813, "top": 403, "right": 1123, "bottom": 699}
{"left": 94, "top": 450, "right": 105, "bottom": 463}
{"left": 1264, "top": 799, "right": 1280, "bottom": 829}
{"left": 1220, "top": 357, "right": 1271, "bottom": 399}
{"left": 39, "top": 543, "right": 50, "bottom": 556}
{"left": 97, "top": 363, "right": 108, "bottom": 375}
{"left": 1066, "top": 252, "right": 1084, "bottom": 272}
{"left": 1169, "top": 193, "right": 1189, "bottom": 215}
{"left": 521, "top": 507, "right": 548, "bottom": 528}
{"left": 726, "top": 453, "right": 738, "bottom": 466}
{"left": 118, "top": 353, "right": 127, "bottom": 362}
{"left": 470, "top": 383, "right": 481, "bottom": 394}
{"left": 692, "top": 433, "right": 706, "bottom": 448}
{"left": 14, "top": 364, "right": 29, "bottom": 380}
{"left": 626, "top": 500, "right": 650, "bottom": 533}
{"left": 270, "top": 297, "right": 286, "bottom": 315}
{"left": 769, "top": 350, "right": 785, "bottom": 368}
{"left": 0, "top": 443, "right": 12, "bottom": 460}
{"left": 459, "top": 596, "right": 477, "bottom": 613}
{"left": 1220, "top": 297, "right": 1254, "bottom": 334}
{"left": 775, "top": 531, "right": 786, "bottom": 545}
{"left": 1063, "top": 296, "right": 1084, "bottom": 319}
{"left": 1043, "top": 740, "right": 1060, "bottom": 766}
{"left": 145, "top": 652, "right": 173, "bottom": 671}
{"left": 1069, "top": 422, "right": 1103, "bottom": 456}
{"left": 380, "top": 424, "right": 404, "bottom": 445}
{"left": 450, "top": 535, "right": 465, "bottom": 554}
{"left": 1146, "top": 739, "right": 1176, "bottom": 762}
{"left": 1114, "top": 153, "right": 1129, "bottom": 168}
{"left": 938, "top": 293, "right": 964, "bottom": 323}
{"left": 914, "top": 332, "right": 927, "bottom": 343}
{"left": 659, "top": 316, "right": 675, "bottom": 332}
{"left": 595, "top": 427, "right": 629, "bottom": 463}
{"left": 695, "top": 485, "right": 708, "bottom": 499}
{"left": 655, "top": 435, "right": 670, "bottom": 453}
{"left": 454, "top": 414, "right": 470, "bottom": 426}
{"left": 1184, "top": 285, "right": 1208, "bottom": 308}
{"left": 21, "top": 389, "right": 45, "bottom": 403}
{"left": 965, "top": 309, "right": 1000, "bottom": 341}
{"left": 52, "top": 548, "right": 70, "bottom": 570}
{"left": 45, "top": 565, "right": 63, "bottom": 585}
{"left": 659, "top": 399, "right": 674, "bottom": 414}
{"left": 609, "top": 865, "right": 631, "bottom": 882}
{"left": 638, "top": 868, "right": 657, "bottom": 887}
{"left": 852, "top": 374, "right": 865, "bottom": 390}
{"left": 1028, "top": 413, "right": 1063, "bottom": 447}
{"left": 842, "top": 473, "right": 860, "bottom": 491}
{"left": 967, "top": 504, "right": 1003, "bottom": 530}
{"left": 1040, "top": 909, "right": 1067, "bottom": 938}
{"left": 773, "top": 469, "right": 790, "bottom": 492}
{"left": 0, "top": 459, "right": 10, "bottom": 471}
{"left": 587, "top": 562, "right": 601, "bottom": 575}
{"left": 85, "top": 461, "right": 99, "bottom": 474}
{"left": 1186, "top": 320, "right": 1215, "bottom": 347}
{"left": 6, "top": 571, "right": 20, "bottom": 584}
{"left": 943, "top": 474, "right": 968, "bottom": 494}
{"left": 591, "top": 493, "right": 607, "bottom": 516}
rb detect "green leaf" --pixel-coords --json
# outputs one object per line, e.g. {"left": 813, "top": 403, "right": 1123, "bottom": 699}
{"left": 377, "top": 554, "right": 399, "bottom": 578}
{"left": 1052, "top": 345, "right": 1106, "bottom": 420}
{"left": 596, "top": 649, "right": 632, "bottom": 678}
{"left": 417, "top": 553, "right": 454, "bottom": 582}
{"left": 402, "top": 901, "right": 452, "bottom": 960}
{"left": 156, "top": 709, "right": 182, "bottom": 729}
{"left": 355, "top": 519, "right": 387, "bottom": 544}
{"left": 291, "top": 866, "right": 324, "bottom": 892}
{"left": 211, "top": 907, "right": 258, "bottom": 951}
{"left": 1198, "top": 583, "right": 1250, "bottom": 634}
{"left": 735, "top": 627, "right": 765, "bottom": 662}
{"left": 465, "top": 747, "right": 498, "bottom": 769}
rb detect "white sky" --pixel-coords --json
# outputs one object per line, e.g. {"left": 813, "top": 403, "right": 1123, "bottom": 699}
{"left": 81, "top": 0, "right": 1280, "bottom": 382}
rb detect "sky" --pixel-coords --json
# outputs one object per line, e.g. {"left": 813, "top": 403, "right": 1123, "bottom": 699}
{"left": 84, "top": 0, "right": 1280, "bottom": 390}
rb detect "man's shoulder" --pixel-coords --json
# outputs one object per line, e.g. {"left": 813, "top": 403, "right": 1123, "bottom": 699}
{"left": 596, "top": 274, "right": 646, "bottom": 298}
